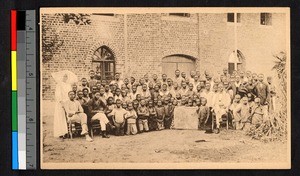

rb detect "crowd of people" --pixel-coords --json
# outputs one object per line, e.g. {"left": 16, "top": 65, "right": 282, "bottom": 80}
{"left": 53, "top": 68, "right": 276, "bottom": 142}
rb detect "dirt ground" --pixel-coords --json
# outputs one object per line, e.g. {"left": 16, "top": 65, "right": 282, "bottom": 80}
{"left": 42, "top": 101, "right": 288, "bottom": 164}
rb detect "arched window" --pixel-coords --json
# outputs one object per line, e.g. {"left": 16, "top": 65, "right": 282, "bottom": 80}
{"left": 228, "top": 50, "right": 245, "bottom": 74}
{"left": 91, "top": 45, "right": 115, "bottom": 81}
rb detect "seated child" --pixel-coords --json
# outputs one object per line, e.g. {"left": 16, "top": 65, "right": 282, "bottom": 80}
{"left": 148, "top": 100, "right": 158, "bottom": 131}
{"left": 108, "top": 99, "right": 128, "bottom": 136}
{"left": 137, "top": 99, "right": 149, "bottom": 133}
{"left": 125, "top": 103, "right": 138, "bottom": 135}
{"left": 155, "top": 100, "right": 165, "bottom": 130}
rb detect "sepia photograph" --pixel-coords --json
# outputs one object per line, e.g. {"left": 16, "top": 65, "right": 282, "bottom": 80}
{"left": 40, "top": 8, "right": 290, "bottom": 169}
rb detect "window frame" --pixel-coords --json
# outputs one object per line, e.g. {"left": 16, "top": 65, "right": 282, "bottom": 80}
{"left": 92, "top": 46, "right": 116, "bottom": 82}
{"left": 260, "top": 13, "right": 272, "bottom": 26}
{"left": 227, "top": 13, "right": 241, "bottom": 23}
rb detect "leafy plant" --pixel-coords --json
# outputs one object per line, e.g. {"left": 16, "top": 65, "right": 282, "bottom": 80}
{"left": 58, "top": 13, "right": 91, "bottom": 25}
{"left": 272, "top": 51, "right": 287, "bottom": 100}
{"left": 246, "top": 51, "right": 287, "bottom": 142}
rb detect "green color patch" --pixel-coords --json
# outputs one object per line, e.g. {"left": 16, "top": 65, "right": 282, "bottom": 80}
{"left": 12, "top": 91, "right": 18, "bottom": 131}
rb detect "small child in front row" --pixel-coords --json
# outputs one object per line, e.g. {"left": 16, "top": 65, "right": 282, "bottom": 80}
{"left": 125, "top": 102, "right": 138, "bottom": 135}
{"left": 105, "top": 96, "right": 116, "bottom": 132}
{"left": 148, "top": 100, "right": 158, "bottom": 131}
{"left": 155, "top": 100, "right": 165, "bottom": 130}
{"left": 197, "top": 97, "right": 210, "bottom": 130}
{"left": 137, "top": 99, "right": 149, "bottom": 133}
{"left": 108, "top": 99, "right": 127, "bottom": 136}
{"left": 164, "top": 100, "right": 175, "bottom": 129}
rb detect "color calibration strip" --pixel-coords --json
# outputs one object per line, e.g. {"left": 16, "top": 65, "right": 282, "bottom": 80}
{"left": 11, "top": 10, "right": 37, "bottom": 170}
{"left": 11, "top": 9, "right": 18, "bottom": 170}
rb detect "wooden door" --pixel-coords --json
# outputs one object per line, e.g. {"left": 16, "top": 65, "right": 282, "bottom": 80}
{"left": 162, "top": 55, "right": 196, "bottom": 80}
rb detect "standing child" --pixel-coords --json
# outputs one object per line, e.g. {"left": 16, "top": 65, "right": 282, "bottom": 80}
{"left": 105, "top": 97, "right": 115, "bottom": 127}
{"left": 197, "top": 97, "right": 210, "bottom": 130}
{"left": 108, "top": 99, "right": 127, "bottom": 136}
{"left": 229, "top": 94, "right": 241, "bottom": 129}
{"left": 155, "top": 100, "right": 165, "bottom": 130}
{"left": 148, "top": 100, "right": 158, "bottom": 131}
{"left": 121, "top": 101, "right": 128, "bottom": 134}
{"left": 164, "top": 100, "right": 175, "bottom": 129}
{"left": 125, "top": 103, "right": 138, "bottom": 135}
{"left": 137, "top": 100, "right": 149, "bottom": 133}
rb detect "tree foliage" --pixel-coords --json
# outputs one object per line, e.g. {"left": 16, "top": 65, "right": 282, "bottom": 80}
{"left": 59, "top": 13, "right": 91, "bottom": 25}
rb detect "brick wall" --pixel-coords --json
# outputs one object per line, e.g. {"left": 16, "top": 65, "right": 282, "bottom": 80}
{"left": 41, "top": 14, "right": 125, "bottom": 100}
{"left": 126, "top": 13, "right": 200, "bottom": 79}
{"left": 198, "top": 13, "right": 286, "bottom": 77}
{"left": 42, "top": 13, "right": 287, "bottom": 100}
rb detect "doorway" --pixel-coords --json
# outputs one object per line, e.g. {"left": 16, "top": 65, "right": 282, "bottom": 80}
{"left": 162, "top": 54, "right": 196, "bottom": 79}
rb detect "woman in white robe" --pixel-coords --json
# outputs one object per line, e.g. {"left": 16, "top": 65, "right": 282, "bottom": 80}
{"left": 52, "top": 71, "right": 78, "bottom": 138}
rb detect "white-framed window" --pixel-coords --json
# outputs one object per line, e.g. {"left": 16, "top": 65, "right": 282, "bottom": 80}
{"left": 260, "top": 13, "right": 272, "bottom": 25}
{"left": 227, "top": 13, "right": 241, "bottom": 23}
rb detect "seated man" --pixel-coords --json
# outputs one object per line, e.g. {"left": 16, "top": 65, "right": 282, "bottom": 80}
{"left": 212, "top": 83, "right": 231, "bottom": 133}
{"left": 64, "top": 91, "right": 93, "bottom": 142}
{"left": 87, "top": 92, "right": 115, "bottom": 138}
